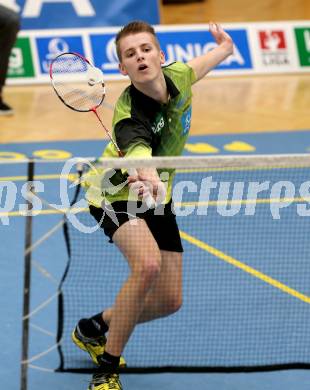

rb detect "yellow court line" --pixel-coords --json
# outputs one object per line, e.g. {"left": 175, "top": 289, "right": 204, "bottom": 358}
{"left": 179, "top": 230, "right": 310, "bottom": 305}
{"left": 0, "top": 207, "right": 87, "bottom": 218}
{"left": 0, "top": 174, "right": 77, "bottom": 182}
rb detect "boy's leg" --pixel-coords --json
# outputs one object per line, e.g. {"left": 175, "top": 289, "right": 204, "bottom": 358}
{"left": 103, "top": 218, "right": 162, "bottom": 356}
{"left": 81, "top": 218, "right": 161, "bottom": 390}
{"left": 137, "top": 250, "right": 182, "bottom": 322}
{"left": 72, "top": 217, "right": 161, "bottom": 365}
{"left": 103, "top": 250, "right": 182, "bottom": 325}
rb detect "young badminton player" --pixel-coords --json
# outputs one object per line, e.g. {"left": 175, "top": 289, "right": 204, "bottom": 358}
{"left": 72, "top": 20, "right": 233, "bottom": 390}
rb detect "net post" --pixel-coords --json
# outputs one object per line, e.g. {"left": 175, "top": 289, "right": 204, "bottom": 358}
{"left": 20, "top": 160, "right": 35, "bottom": 390}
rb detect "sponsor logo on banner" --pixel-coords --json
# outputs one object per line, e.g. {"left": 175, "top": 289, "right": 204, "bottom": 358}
{"left": 36, "top": 36, "right": 85, "bottom": 74}
{"left": 90, "top": 34, "right": 119, "bottom": 74}
{"left": 8, "top": 37, "right": 35, "bottom": 78}
{"left": 90, "top": 29, "right": 252, "bottom": 76}
{"left": 257, "top": 30, "right": 290, "bottom": 67}
{"left": 158, "top": 30, "right": 252, "bottom": 70}
{"left": 294, "top": 28, "right": 310, "bottom": 67}
{"left": 15, "top": 0, "right": 159, "bottom": 30}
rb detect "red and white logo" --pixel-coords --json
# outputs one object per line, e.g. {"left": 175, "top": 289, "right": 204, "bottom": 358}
{"left": 258, "top": 31, "right": 286, "bottom": 51}
{"left": 257, "top": 30, "right": 290, "bottom": 67}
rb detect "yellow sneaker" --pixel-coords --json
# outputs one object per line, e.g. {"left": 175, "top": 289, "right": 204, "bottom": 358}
{"left": 72, "top": 325, "right": 126, "bottom": 367}
{"left": 88, "top": 372, "right": 122, "bottom": 390}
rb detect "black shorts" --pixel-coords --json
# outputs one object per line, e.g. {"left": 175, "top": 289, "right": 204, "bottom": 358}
{"left": 89, "top": 200, "right": 183, "bottom": 253}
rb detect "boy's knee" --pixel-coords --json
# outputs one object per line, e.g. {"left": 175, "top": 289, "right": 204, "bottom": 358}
{"left": 165, "top": 294, "right": 182, "bottom": 315}
{"left": 136, "top": 256, "right": 161, "bottom": 290}
{"left": 141, "top": 259, "right": 161, "bottom": 284}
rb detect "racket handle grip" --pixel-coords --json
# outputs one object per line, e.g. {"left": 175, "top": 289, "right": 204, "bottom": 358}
{"left": 127, "top": 168, "right": 156, "bottom": 209}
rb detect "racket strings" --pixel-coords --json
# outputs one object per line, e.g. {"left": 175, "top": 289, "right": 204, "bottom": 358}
{"left": 60, "top": 86, "right": 103, "bottom": 111}
{"left": 52, "top": 57, "right": 87, "bottom": 74}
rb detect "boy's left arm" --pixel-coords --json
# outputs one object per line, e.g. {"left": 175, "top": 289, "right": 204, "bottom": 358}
{"left": 187, "top": 22, "right": 234, "bottom": 83}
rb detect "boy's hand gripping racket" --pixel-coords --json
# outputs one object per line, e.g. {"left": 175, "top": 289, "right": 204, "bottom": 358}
{"left": 49, "top": 52, "right": 155, "bottom": 208}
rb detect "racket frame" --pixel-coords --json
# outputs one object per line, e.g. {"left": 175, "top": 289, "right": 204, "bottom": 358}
{"left": 49, "top": 51, "right": 105, "bottom": 113}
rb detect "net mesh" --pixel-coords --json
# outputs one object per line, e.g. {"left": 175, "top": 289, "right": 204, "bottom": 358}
{"left": 51, "top": 53, "right": 105, "bottom": 111}
{"left": 57, "top": 154, "right": 310, "bottom": 372}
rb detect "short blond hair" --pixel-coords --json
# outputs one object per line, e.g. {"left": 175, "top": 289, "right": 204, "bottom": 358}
{"left": 115, "top": 20, "right": 160, "bottom": 61}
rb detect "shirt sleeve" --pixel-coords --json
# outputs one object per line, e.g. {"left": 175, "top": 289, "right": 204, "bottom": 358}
{"left": 119, "top": 129, "right": 152, "bottom": 175}
{"left": 114, "top": 118, "right": 152, "bottom": 153}
{"left": 125, "top": 142, "right": 152, "bottom": 158}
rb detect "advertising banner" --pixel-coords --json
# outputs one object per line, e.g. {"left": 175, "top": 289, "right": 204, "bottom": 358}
{"left": 6, "top": 21, "right": 310, "bottom": 85}
{"left": 0, "top": 0, "right": 159, "bottom": 29}
{"left": 36, "top": 36, "right": 85, "bottom": 74}
{"left": 8, "top": 36, "right": 35, "bottom": 78}
{"left": 89, "top": 27, "right": 254, "bottom": 76}
{"left": 295, "top": 27, "right": 310, "bottom": 67}
{"left": 156, "top": 28, "right": 253, "bottom": 72}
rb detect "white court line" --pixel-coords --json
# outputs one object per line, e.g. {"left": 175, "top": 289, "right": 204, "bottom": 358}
{"left": 32, "top": 259, "right": 58, "bottom": 285}
{"left": 30, "top": 323, "right": 55, "bottom": 338}
{"left": 22, "top": 343, "right": 60, "bottom": 364}
{"left": 23, "top": 291, "right": 60, "bottom": 320}
{"left": 28, "top": 364, "right": 55, "bottom": 373}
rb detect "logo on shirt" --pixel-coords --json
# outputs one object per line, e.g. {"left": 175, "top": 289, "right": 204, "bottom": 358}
{"left": 152, "top": 115, "right": 165, "bottom": 134}
{"left": 181, "top": 106, "right": 192, "bottom": 136}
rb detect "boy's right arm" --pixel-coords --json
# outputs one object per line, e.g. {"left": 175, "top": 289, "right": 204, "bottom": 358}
{"left": 187, "top": 22, "right": 233, "bottom": 83}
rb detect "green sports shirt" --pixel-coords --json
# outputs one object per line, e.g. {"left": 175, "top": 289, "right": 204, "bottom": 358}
{"left": 85, "top": 61, "right": 197, "bottom": 207}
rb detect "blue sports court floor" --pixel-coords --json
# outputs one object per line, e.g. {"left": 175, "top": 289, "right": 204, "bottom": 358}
{"left": 2, "top": 130, "right": 310, "bottom": 390}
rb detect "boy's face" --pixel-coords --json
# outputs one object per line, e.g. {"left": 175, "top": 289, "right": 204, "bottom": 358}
{"left": 118, "top": 32, "right": 165, "bottom": 84}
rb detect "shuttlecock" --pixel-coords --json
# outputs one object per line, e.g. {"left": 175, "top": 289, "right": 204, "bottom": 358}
{"left": 87, "top": 66, "right": 103, "bottom": 86}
